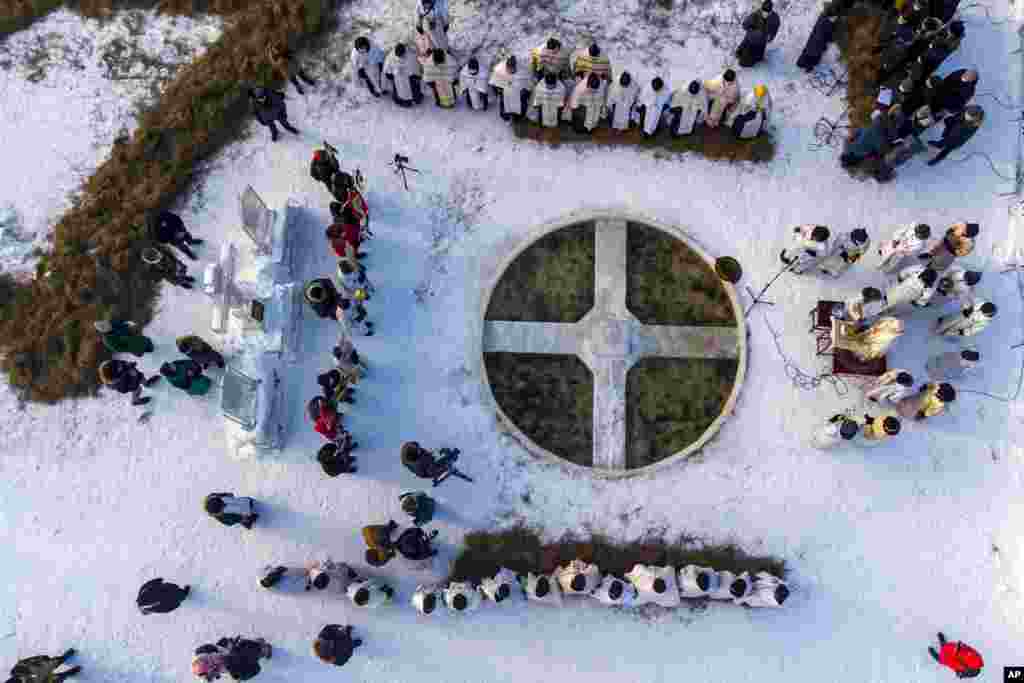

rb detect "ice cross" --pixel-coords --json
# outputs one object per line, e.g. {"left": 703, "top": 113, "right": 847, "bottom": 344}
{"left": 483, "top": 219, "right": 740, "bottom": 470}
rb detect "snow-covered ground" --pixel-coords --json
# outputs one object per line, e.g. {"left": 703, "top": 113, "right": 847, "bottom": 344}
{"left": 0, "top": 8, "right": 222, "bottom": 274}
{"left": 3, "top": 0, "right": 1024, "bottom": 680}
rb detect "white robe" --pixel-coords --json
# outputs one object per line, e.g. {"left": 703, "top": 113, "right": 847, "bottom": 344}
{"left": 883, "top": 264, "right": 935, "bottom": 310}
{"left": 555, "top": 560, "right": 602, "bottom": 595}
{"left": 489, "top": 59, "right": 534, "bottom": 115}
{"left": 520, "top": 572, "right": 563, "bottom": 606}
{"left": 726, "top": 90, "right": 772, "bottom": 139}
{"left": 632, "top": 82, "right": 671, "bottom": 135}
{"left": 480, "top": 568, "right": 517, "bottom": 603}
{"left": 703, "top": 76, "right": 740, "bottom": 127}
{"left": 411, "top": 584, "right": 442, "bottom": 614}
{"left": 529, "top": 80, "right": 567, "bottom": 127}
{"left": 877, "top": 223, "right": 930, "bottom": 272}
{"left": 668, "top": 87, "right": 709, "bottom": 135}
{"left": 819, "top": 230, "right": 871, "bottom": 278}
{"left": 605, "top": 78, "right": 639, "bottom": 130}
{"left": 735, "top": 572, "right": 790, "bottom": 608}
{"left": 811, "top": 415, "right": 852, "bottom": 449}
{"left": 839, "top": 293, "right": 886, "bottom": 325}
{"left": 443, "top": 582, "right": 483, "bottom": 613}
{"left": 936, "top": 266, "right": 977, "bottom": 306}
{"left": 421, "top": 56, "right": 460, "bottom": 107}
{"left": 347, "top": 579, "right": 392, "bottom": 608}
{"left": 530, "top": 40, "right": 570, "bottom": 77}
{"left": 383, "top": 50, "right": 422, "bottom": 102}
{"left": 863, "top": 370, "right": 913, "bottom": 404}
{"left": 458, "top": 62, "right": 491, "bottom": 110}
{"left": 350, "top": 44, "right": 385, "bottom": 92}
{"left": 590, "top": 575, "right": 638, "bottom": 606}
{"left": 782, "top": 225, "right": 833, "bottom": 274}
{"left": 936, "top": 300, "right": 993, "bottom": 337}
{"left": 566, "top": 79, "right": 607, "bottom": 130}
{"left": 625, "top": 564, "right": 680, "bottom": 608}
{"left": 677, "top": 564, "right": 716, "bottom": 598}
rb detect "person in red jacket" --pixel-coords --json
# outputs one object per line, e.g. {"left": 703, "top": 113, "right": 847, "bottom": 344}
{"left": 928, "top": 632, "right": 983, "bottom": 678}
{"left": 308, "top": 396, "right": 340, "bottom": 441}
{"left": 325, "top": 207, "right": 365, "bottom": 261}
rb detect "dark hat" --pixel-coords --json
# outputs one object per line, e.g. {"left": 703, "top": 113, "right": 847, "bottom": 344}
{"left": 688, "top": 79, "right": 701, "bottom": 94}
{"left": 608, "top": 579, "right": 624, "bottom": 600}
{"left": 774, "top": 584, "right": 791, "bottom": 605}
{"left": 620, "top": 72, "right": 632, "bottom": 86}
{"left": 896, "top": 371, "right": 913, "bottom": 386}
{"left": 312, "top": 572, "right": 330, "bottom": 590}
{"left": 547, "top": 37, "right": 561, "bottom": 50}
{"left": 962, "top": 349, "right": 980, "bottom": 361}
{"left": 696, "top": 572, "right": 711, "bottom": 591}
{"left": 353, "top": 587, "right": 370, "bottom": 606}
{"left": 811, "top": 226, "right": 830, "bottom": 242}
{"left": 652, "top": 77, "right": 664, "bottom": 90}
{"left": 839, "top": 420, "right": 858, "bottom": 440}
{"left": 535, "top": 576, "right": 550, "bottom": 597}
{"left": 432, "top": 48, "right": 446, "bottom": 64}
{"left": 452, "top": 593, "right": 468, "bottom": 611}
{"left": 963, "top": 222, "right": 980, "bottom": 237}
{"left": 652, "top": 577, "right": 667, "bottom": 594}
{"left": 964, "top": 271, "right": 982, "bottom": 286}
{"left": 588, "top": 73, "right": 601, "bottom": 89}
{"left": 506, "top": 55, "right": 517, "bottom": 71}
{"left": 863, "top": 286, "right": 882, "bottom": 302}
{"left": 729, "top": 578, "right": 748, "bottom": 598}
{"left": 949, "top": 19, "right": 965, "bottom": 37}
{"left": 260, "top": 566, "right": 285, "bottom": 588}
{"left": 914, "top": 223, "right": 931, "bottom": 239}
{"left": 395, "top": 43, "right": 406, "bottom": 56}
{"left": 544, "top": 72, "right": 557, "bottom": 86}
{"left": 422, "top": 592, "right": 437, "bottom": 613}
{"left": 724, "top": 69, "right": 736, "bottom": 82}
{"left": 468, "top": 56, "right": 479, "bottom": 72}
{"left": 920, "top": 268, "right": 937, "bottom": 287}
{"left": 317, "top": 442, "right": 339, "bottom": 463}
{"left": 204, "top": 495, "right": 225, "bottom": 514}
{"left": 762, "top": 0, "right": 773, "bottom": 11}
{"left": 980, "top": 301, "right": 996, "bottom": 316}
{"left": 851, "top": 228, "right": 868, "bottom": 244}
{"left": 354, "top": 36, "right": 370, "bottom": 51}
{"left": 588, "top": 43, "right": 601, "bottom": 57}
{"left": 882, "top": 416, "right": 901, "bottom": 435}
{"left": 496, "top": 583, "right": 511, "bottom": 602}
{"left": 936, "top": 383, "right": 956, "bottom": 402}
{"left": 570, "top": 574, "right": 587, "bottom": 592}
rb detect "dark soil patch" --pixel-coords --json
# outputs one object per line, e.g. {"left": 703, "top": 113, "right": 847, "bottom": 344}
{"left": 626, "top": 222, "right": 735, "bottom": 326}
{"left": 485, "top": 222, "right": 595, "bottom": 323}
{"left": 484, "top": 353, "right": 593, "bottom": 466}
{"left": 448, "top": 527, "right": 786, "bottom": 583}
{"left": 834, "top": 2, "right": 885, "bottom": 130}
{"left": 626, "top": 357, "right": 738, "bottom": 468}
{"left": 512, "top": 118, "right": 775, "bottom": 163}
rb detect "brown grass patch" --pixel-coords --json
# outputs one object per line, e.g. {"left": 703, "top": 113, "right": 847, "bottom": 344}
{"left": 0, "top": 0, "right": 65, "bottom": 38}
{"left": 511, "top": 118, "right": 776, "bottom": 163}
{"left": 834, "top": 2, "right": 885, "bottom": 129}
{"left": 0, "top": 0, "right": 337, "bottom": 402}
{"left": 448, "top": 527, "right": 786, "bottom": 583}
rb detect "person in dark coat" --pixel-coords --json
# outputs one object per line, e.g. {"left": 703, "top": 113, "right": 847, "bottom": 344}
{"left": 920, "top": 23, "right": 963, "bottom": 77}
{"left": 248, "top": 88, "right": 298, "bottom": 142}
{"left": 8, "top": 650, "right": 80, "bottom": 683}
{"left": 313, "top": 625, "right": 362, "bottom": 667}
{"left": 737, "top": 1, "right": 779, "bottom": 67}
{"left": 840, "top": 105, "right": 903, "bottom": 167}
{"left": 304, "top": 278, "right": 340, "bottom": 320}
{"left": 395, "top": 527, "right": 439, "bottom": 561}
{"left": 317, "top": 368, "right": 355, "bottom": 406}
{"left": 176, "top": 336, "right": 225, "bottom": 370}
{"left": 267, "top": 42, "right": 315, "bottom": 95}
{"left": 927, "top": 105, "right": 983, "bottom": 166}
{"left": 98, "top": 359, "right": 160, "bottom": 406}
{"left": 160, "top": 359, "right": 212, "bottom": 396}
{"left": 137, "top": 578, "right": 190, "bottom": 614}
{"left": 744, "top": 1, "right": 781, "bottom": 42}
{"left": 400, "top": 441, "right": 452, "bottom": 479}
{"left": 204, "top": 493, "right": 259, "bottom": 529}
{"left": 142, "top": 246, "right": 194, "bottom": 289}
{"left": 316, "top": 436, "right": 358, "bottom": 477}
{"left": 900, "top": 74, "right": 941, "bottom": 119}
{"left": 931, "top": 0, "right": 960, "bottom": 23}
{"left": 796, "top": 1, "right": 838, "bottom": 71}
{"left": 147, "top": 210, "right": 203, "bottom": 261}
{"left": 894, "top": 103, "right": 938, "bottom": 141}
{"left": 399, "top": 490, "right": 436, "bottom": 526}
{"left": 94, "top": 319, "right": 154, "bottom": 357}
{"left": 197, "top": 637, "right": 270, "bottom": 682}
{"left": 933, "top": 68, "right": 977, "bottom": 116}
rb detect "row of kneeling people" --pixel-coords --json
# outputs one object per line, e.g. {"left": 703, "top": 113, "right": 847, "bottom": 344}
{"left": 256, "top": 559, "right": 789, "bottom": 612}
{"left": 351, "top": 35, "right": 770, "bottom": 139}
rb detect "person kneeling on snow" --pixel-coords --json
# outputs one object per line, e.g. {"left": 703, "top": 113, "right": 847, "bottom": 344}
{"left": 161, "top": 359, "right": 212, "bottom": 396}
{"left": 98, "top": 359, "right": 161, "bottom": 406}
{"left": 555, "top": 559, "right": 601, "bottom": 596}
{"left": 8, "top": 649, "right": 81, "bottom": 683}
{"left": 400, "top": 441, "right": 454, "bottom": 480}
{"left": 728, "top": 84, "right": 771, "bottom": 139}
{"left": 137, "top": 577, "right": 190, "bottom": 615}
{"left": 95, "top": 319, "right": 154, "bottom": 357}
{"left": 176, "top": 335, "right": 225, "bottom": 370}
{"left": 317, "top": 437, "right": 358, "bottom": 477}
{"left": 396, "top": 527, "right": 439, "bottom": 563}
{"left": 204, "top": 493, "right": 259, "bottom": 529}
{"left": 591, "top": 574, "right": 638, "bottom": 606}
{"left": 519, "top": 572, "right": 563, "bottom": 606}
{"left": 443, "top": 582, "right": 482, "bottom": 613}
{"left": 308, "top": 396, "right": 342, "bottom": 441}
{"left": 313, "top": 625, "right": 362, "bottom": 668}
{"left": 362, "top": 520, "right": 399, "bottom": 567}
{"left": 347, "top": 579, "right": 395, "bottom": 608}
{"left": 193, "top": 637, "right": 271, "bottom": 682}
{"left": 480, "top": 568, "right": 517, "bottom": 603}
{"left": 399, "top": 490, "right": 436, "bottom": 526}
{"left": 625, "top": 564, "right": 680, "bottom": 607}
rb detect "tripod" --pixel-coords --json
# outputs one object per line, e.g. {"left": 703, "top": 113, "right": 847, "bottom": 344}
{"left": 389, "top": 154, "right": 420, "bottom": 191}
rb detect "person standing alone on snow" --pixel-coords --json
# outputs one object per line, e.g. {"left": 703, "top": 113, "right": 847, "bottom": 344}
{"left": 204, "top": 493, "right": 259, "bottom": 529}
{"left": 137, "top": 578, "right": 190, "bottom": 615}
{"left": 928, "top": 632, "right": 983, "bottom": 678}
{"left": 248, "top": 88, "right": 298, "bottom": 143}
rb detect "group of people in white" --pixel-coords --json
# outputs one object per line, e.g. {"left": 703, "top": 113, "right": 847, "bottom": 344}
{"left": 785, "top": 220, "right": 995, "bottom": 449}
{"left": 255, "top": 558, "right": 790, "bottom": 614}
{"left": 347, "top": 0, "right": 772, "bottom": 140}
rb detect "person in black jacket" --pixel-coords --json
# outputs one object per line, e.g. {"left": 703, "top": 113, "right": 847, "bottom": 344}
{"left": 313, "top": 625, "right": 362, "bottom": 667}
{"left": 796, "top": 1, "right": 838, "bottom": 71}
{"left": 142, "top": 245, "right": 195, "bottom": 289}
{"left": 395, "top": 527, "right": 439, "bottom": 561}
{"left": 147, "top": 210, "right": 203, "bottom": 261}
{"left": 933, "top": 68, "right": 977, "bottom": 116}
{"left": 304, "top": 279, "right": 340, "bottom": 320}
{"left": 316, "top": 437, "right": 358, "bottom": 477}
{"left": 176, "top": 335, "right": 226, "bottom": 370}
{"left": 927, "top": 105, "right": 984, "bottom": 166}
{"left": 98, "top": 360, "right": 161, "bottom": 406}
{"left": 137, "top": 578, "right": 190, "bottom": 614}
{"left": 7, "top": 650, "right": 80, "bottom": 683}
{"left": 400, "top": 441, "right": 453, "bottom": 479}
{"left": 248, "top": 88, "right": 298, "bottom": 142}
{"left": 737, "top": 1, "right": 780, "bottom": 67}
{"left": 194, "top": 638, "right": 271, "bottom": 682}
{"left": 204, "top": 493, "right": 259, "bottom": 529}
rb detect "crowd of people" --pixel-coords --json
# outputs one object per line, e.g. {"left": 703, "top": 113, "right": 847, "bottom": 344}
{"left": 779, "top": 220, "right": 996, "bottom": 451}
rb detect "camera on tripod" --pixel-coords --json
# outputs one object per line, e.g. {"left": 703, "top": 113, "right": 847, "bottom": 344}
{"left": 394, "top": 154, "right": 410, "bottom": 165}
{"left": 389, "top": 152, "right": 420, "bottom": 191}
